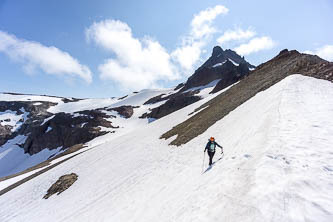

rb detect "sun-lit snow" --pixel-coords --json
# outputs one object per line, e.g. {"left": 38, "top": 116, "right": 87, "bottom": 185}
{"left": 0, "top": 134, "right": 63, "bottom": 178}
{"left": 45, "top": 127, "right": 52, "bottom": 133}
{"left": 0, "top": 93, "right": 63, "bottom": 103}
{"left": 0, "top": 87, "right": 194, "bottom": 179}
{"left": 228, "top": 58, "right": 239, "bottom": 66}
{"left": 0, "top": 75, "right": 332, "bottom": 221}
{"left": 212, "top": 62, "right": 226, "bottom": 67}
{"left": 183, "top": 79, "right": 221, "bottom": 95}
{"left": 47, "top": 88, "right": 176, "bottom": 114}
{"left": 41, "top": 115, "right": 55, "bottom": 125}
{"left": 211, "top": 59, "right": 239, "bottom": 68}
{"left": 0, "top": 88, "right": 181, "bottom": 179}
{"left": 0, "top": 108, "right": 29, "bottom": 132}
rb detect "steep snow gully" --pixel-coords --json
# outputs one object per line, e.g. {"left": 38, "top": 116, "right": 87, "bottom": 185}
{"left": 0, "top": 75, "right": 332, "bottom": 221}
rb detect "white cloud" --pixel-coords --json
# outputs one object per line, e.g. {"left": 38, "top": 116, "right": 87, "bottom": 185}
{"left": 303, "top": 50, "right": 313, "bottom": 54}
{"left": 234, "top": 36, "right": 276, "bottom": 56}
{"left": 172, "top": 5, "right": 228, "bottom": 71}
{"left": 217, "top": 28, "right": 256, "bottom": 45}
{"left": 0, "top": 31, "right": 92, "bottom": 83}
{"left": 171, "top": 41, "right": 203, "bottom": 71}
{"left": 304, "top": 45, "right": 333, "bottom": 61}
{"left": 86, "top": 5, "right": 228, "bottom": 90}
{"left": 86, "top": 20, "right": 179, "bottom": 90}
{"left": 190, "top": 5, "right": 229, "bottom": 39}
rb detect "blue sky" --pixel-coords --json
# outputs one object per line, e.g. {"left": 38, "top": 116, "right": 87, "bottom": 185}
{"left": 0, "top": 0, "right": 332, "bottom": 98}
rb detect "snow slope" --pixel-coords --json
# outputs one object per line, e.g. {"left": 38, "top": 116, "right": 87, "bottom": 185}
{"left": 47, "top": 88, "right": 177, "bottom": 114}
{"left": 0, "top": 108, "right": 29, "bottom": 132}
{"left": 0, "top": 135, "right": 63, "bottom": 178}
{"left": 0, "top": 83, "right": 220, "bottom": 179}
{"left": 0, "top": 75, "right": 332, "bottom": 221}
{"left": 0, "top": 88, "right": 176, "bottom": 176}
{"left": 0, "top": 94, "right": 63, "bottom": 103}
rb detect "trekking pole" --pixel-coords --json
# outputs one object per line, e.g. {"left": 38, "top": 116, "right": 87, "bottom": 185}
{"left": 202, "top": 151, "right": 206, "bottom": 173}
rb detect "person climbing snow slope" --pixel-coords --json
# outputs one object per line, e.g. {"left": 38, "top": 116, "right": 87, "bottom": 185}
{"left": 204, "top": 137, "right": 223, "bottom": 166}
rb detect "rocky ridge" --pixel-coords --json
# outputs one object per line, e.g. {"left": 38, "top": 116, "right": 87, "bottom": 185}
{"left": 161, "top": 49, "right": 333, "bottom": 146}
{"left": 0, "top": 96, "right": 141, "bottom": 155}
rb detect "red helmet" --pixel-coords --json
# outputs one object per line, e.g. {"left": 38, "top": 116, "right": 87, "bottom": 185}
{"left": 210, "top": 137, "right": 215, "bottom": 141}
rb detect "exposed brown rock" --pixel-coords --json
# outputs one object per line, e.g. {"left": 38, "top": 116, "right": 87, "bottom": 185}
{"left": 0, "top": 125, "right": 13, "bottom": 146}
{"left": 143, "top": 94, "right": 168, "bottom": 105}
{"left": 174, "top": 83, "right": 184, "bottom": 90}
{"left": 118, "top": 95, "right": 128, "bottom": 100}
{"left": 141, "top": 92, "right": 201, "bottom": 119}
{"left": 23, "top": 110, "right": 115, "bottom": 155}
{"left": 43, "top": 173, "right": 78, "bottom": 199}
{"left": 0, "top": 101, "right": 57, "bottom": 146}
{"left": 210, "top": 62, "right": 250, "bottom": 93}
{"left": 0, "top": 99, "right": 116, "bottom": 155}
{"left": 200, "top": 46, "right": 255, "bottom": 70}
{"left": 107, "top": 105, "right": 139, "bottom": 118}
{"left": 179, "top": 46, "right": 254, "bottom": 93}
{"left": 62, "top": 97, "right": 82, "bottom": 103}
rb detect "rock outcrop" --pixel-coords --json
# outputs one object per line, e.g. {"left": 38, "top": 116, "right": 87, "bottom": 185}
{"left": 23, "top": 110, "right": 115, "bottom": 155}
{"left": 179, "top": 46, "right": 254, "bottom": 92}
{"left": 141, "top": 92, "right": 201, "bottom": 119}
{"left": 0, "top": 100, "right": 116, "bottom": 155}
{"left": 0, "top": 101, "right": 56, "bottom": 146}
{"left": 107, "top": 105, "right": 139, "bottom": 119}
{"left": 200, "top": 46, "right": 255, "bottom": 70}
{"left": 43, "top": 173, "right": 78, "bottom": 199}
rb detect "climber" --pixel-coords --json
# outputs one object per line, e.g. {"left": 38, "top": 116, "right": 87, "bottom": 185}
{"left": 204, "top": 137, "right": 223, "bottom": 166}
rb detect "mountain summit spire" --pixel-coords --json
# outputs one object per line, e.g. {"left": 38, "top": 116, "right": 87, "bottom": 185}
{"left": 212, "top": 46, "right": 224, "bottom": 57}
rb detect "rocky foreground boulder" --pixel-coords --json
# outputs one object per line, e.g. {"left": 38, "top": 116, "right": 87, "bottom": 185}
{"left": 43, "top": 173, "right": 78, "bottom": 199}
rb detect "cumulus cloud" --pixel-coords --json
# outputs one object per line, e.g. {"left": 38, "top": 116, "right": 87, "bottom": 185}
{"left": 234, "top": 36, "right": 276, "bottom": 56}
{"left": 217, "top": 27, "right": 256, "bottom": 45}
{"left": 86, "top": 5, "right": 228, "bottom": 90}
{"left": 171, "top": 42, "right": 203, "bottom": 71}
{"left": 0, "top": 31, "right": 92, "bottom": 83}
{"left": 171, "top": 5, "right": 228, "bottom": 71}
{"left": 190, "top": 5, "right": 229, "bottom": 39}
{"left": 86, "top": 19, "right": 179, "bottom": 90}
{"left": 304, "top": 45, "right": 333, "bottom": 61}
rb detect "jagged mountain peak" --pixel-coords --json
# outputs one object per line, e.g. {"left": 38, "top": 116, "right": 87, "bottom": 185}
{"left": 200, "top": 46, "right": 255, "bottom": 70}
{"left": 178, "top": 46, "right": 255, "bottom": 93}
{"left": 211, "top": 45, "right": 224, "bottom": 57}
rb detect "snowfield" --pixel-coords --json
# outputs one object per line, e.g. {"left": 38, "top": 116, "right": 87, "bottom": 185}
{"left": 0, "top": 87, "right": 179, "bottom": 178}
{"left": 0, "top": 75, "right": 332, "bottom": 221}
{"left": 0, "top": 108, "right": 28, "bottom": 132}
{"left": 0, "top": 80, "right": 220, "bottom": 179}
{"left": 47, "top": 88, "right": 177, "bottom": 114}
